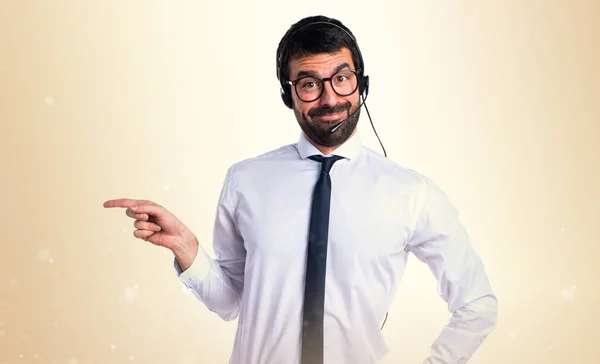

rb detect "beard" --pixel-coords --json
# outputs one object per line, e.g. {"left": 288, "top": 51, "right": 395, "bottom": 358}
{"left": 293, "top": 100, "right": 361, "bottom": 147}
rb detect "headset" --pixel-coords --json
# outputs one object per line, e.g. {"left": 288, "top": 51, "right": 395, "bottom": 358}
{"left": 276, "top": 20, "right": 369, "bottom": 110}
{"left": 276, "top": 20, "right": 389, "bottom": 329}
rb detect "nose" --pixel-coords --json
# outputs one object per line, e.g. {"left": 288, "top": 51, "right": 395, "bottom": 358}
{"left": 318, "top": 80, "right": 338, "bottom": 106}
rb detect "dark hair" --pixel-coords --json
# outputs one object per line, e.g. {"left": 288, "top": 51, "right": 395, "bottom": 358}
{"left": 276, "top": 15, "right": 363, "bottom": 87}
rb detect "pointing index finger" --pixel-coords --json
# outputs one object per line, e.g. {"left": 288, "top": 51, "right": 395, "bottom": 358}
{"left": 103, "top": 199, "right": 148, "bottom": 208}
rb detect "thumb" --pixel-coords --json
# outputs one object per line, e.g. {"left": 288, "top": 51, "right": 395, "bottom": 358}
{"left": 142, "top": 231, "right": 175, "bottom": 249}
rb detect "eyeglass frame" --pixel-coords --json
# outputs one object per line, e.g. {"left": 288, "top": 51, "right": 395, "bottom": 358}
{"left": 286, "top": 69, "right": 361, "bottom": 102}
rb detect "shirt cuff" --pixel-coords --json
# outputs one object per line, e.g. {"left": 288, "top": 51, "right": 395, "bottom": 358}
{"left": 173, "top": 246, "right": 212, "bottom": 287}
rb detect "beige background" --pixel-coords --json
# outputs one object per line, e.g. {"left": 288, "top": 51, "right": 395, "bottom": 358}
{"left": 1, "top": 0, "right": 599, "bottom": 363}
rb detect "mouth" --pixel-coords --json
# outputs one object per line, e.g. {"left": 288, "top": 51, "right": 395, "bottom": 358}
{"left": 313, "top": 111, "right": 345, "bottom": 121}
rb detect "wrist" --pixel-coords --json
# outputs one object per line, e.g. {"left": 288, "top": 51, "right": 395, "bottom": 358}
{"left": 172, "top": 229, "right": 199, "bottom": 271}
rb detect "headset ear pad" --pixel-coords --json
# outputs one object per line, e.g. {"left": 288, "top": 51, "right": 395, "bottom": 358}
{"left": 280, "top": 85, "right": 293, "bottom": 109}
{"left": 359, "top": 74, "right": 369, "bottom": 98}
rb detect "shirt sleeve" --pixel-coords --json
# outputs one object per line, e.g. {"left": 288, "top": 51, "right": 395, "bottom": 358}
{"left": 173, "top": 165, "right": 246, "bottom": 321}
{"left": 405, "top": 176, "right": 498, "bottom": 363}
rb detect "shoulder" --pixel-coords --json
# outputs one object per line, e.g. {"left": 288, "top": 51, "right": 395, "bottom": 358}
{"left": 359, "top": 146, "right": 428, "bottom": 188}
{"left": 360, "top": 148, "right": 459, "bottom": 230}
{"left": 224, "top": 143, "right": 299, "bottom": 181}
{"left": 359, "top": 146, "right": 452, "bottom": 207}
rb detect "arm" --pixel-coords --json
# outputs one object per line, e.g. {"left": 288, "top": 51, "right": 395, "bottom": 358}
{"left": 174, "top": 166, "right": 246, "bottom": 321}
{"left": 406, "top": 176, "right": 498, "bottom": 363}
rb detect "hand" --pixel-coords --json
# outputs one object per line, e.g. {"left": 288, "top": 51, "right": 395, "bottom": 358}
{"left": 103, "top": 198, "right": 193, "bottom": 252}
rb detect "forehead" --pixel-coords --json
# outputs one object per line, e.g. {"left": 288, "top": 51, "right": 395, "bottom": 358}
{"left": 288, "top": 47, "right": 355, "bottom": 79}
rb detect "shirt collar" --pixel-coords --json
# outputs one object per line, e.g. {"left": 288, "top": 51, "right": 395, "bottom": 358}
{"left": 297, "top": 130, "right": 363, "bottom": 161}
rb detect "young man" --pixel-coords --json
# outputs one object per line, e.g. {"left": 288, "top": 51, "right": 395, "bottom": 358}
{"left": 104, "top": 15, "right": 498, "bottom": 364}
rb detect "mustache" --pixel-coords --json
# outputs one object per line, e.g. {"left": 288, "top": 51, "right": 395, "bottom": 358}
{"left": 307, "top": 102, "right": 351, "bottom": 117}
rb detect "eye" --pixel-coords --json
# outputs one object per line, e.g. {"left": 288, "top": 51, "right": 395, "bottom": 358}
{"left": 335, "top": 75, "right": 349, "bottom": 82}
{"left": 300, "top": 80, "right": 319, "bottom": 89}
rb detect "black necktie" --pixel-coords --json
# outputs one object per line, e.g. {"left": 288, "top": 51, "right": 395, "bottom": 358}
{"left": 301, "top": 154, "right": 344, "bottom": 364}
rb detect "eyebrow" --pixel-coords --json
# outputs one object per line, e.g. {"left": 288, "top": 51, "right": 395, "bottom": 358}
{"left": 295, "top": 62, "right": 352, "bottom": 80}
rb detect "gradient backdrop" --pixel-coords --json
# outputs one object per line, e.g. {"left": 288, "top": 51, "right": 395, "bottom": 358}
{"left": 1, "top": 1, "right": 599, "bottom": 363}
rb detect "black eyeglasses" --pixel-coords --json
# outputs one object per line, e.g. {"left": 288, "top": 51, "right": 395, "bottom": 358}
{"left": 287, "top": 69, "right": 360, "bottom": 102}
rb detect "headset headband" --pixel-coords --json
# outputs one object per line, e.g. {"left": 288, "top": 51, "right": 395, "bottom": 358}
{"left": 276, "top": 20, "right": 365, "bottom": 85}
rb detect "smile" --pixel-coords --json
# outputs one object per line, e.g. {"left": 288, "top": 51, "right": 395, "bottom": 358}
{"left": 314, "top": 111, "right": 344, "bottom": 121}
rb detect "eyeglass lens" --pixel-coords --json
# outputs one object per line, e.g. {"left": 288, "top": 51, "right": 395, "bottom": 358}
{"left": 295, "top": 70, "right": 358, "bottom": 102}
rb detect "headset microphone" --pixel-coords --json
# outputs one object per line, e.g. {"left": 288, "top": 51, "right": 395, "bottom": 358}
{"left": 330, "top": 93, "right": 367, "bottom": 133}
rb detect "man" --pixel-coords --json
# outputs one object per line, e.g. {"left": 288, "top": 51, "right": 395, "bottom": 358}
{"left": 104, "top": 15, "right": 498, "bottom": 364}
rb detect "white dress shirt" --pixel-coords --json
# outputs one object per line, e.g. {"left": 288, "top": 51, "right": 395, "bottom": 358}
{"left": 174, "top": 131, "right": 498, "bottom": 363}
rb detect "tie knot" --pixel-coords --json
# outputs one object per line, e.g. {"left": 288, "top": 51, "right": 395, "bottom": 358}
{"left": 308, "top": 155, "right": 344, "bottom": 173}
